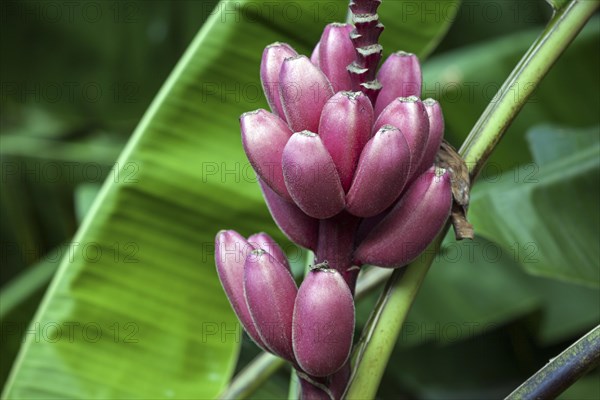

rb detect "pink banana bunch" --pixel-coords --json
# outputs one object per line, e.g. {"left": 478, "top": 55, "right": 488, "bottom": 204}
{"left": 215, "top": 231, "right": 354, "bottom": 394}
{"left": 215, "top": 0, "right": 453, "bottom": 398}
{"left": 241, "top": 13, "right": 451, "bottom": 270}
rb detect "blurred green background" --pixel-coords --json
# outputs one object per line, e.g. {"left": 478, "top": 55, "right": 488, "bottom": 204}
{"left": 1, "top": 0, "right": 598, "bottom": 399}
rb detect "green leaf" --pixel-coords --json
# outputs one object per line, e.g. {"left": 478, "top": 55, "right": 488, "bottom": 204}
{"left": 406, "top": 236, "right": 599, "bottom": 346}
{"left": 558, "top": 372, "right": 600, "bottom": 400}
{"left": 378, "top": 0, "right": 460, "bottom": 59}
{"left": 529, "top": 277, "right": 600, "bottom": 345}
{"left": 403, "top": 236, "right": 540, "bottom": 346}
{"left": 380, "top": 326, "right": 527, "bottom": 399}
{"left": 436, "top": 0, "right": 551, "bottom": 51}
{"left": 469, "top": 125, "right": 600, "bottom": 287}
{"left": 355, "top": 235, "right": 541, "bottom": 347}
{"left": 3, "top": 0, "right": 460, "bottom": 398}
{"left": 526, "top": 124, "right": 600, "bottom": 165}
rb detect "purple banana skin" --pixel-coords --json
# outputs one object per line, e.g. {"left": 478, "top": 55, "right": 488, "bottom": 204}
{"left": 282, "top": 131, "right": 345, "bottom": 219}
{"left": 261, "top": 43, "right": 298, "bottom": 119}
{"left": 319, "top": 91, "right": 374, "bottom": 192}
{"left": 295, "top": 362, "right": 351, "bottom": 400}
{"left": 247, "top": 232, "right": 290, "bottom": 271}
{"left": 373, "top": 96, "right": 430, "bottom": 177}
{"left": 244, "top": 249, "right": 298, "bottom": 362}
{"left": 354, "top": 208, "right": 389, "bottom": 245}
{"left": 241, "top": 109, "right": 293, "bottom": 200}
{"left": 292, "top": 268, "right": 355, "bottom": 377}
{"left": 310, "top": 42, "right": 321, "bottom": 66}
{"left": 297, "top": 375, "right": 332, "bottom": 400}
{"left": 374, "top": 52, "right": 422, "bottom": 117}
{"left": 329, "top": 363, "right": 352, "bottom": 400}
{"left": 318, "top": 23, "right": 355, "bottom": 92}
{"left": 354, "top": 166, "right": 452, "bottom": 268}
{"left": 416, "top": 98, "right": 445, "bottom": 176}
{"left": 315, "top": 212, "right": 361, "bottom": 290}
{"left": 258, "top": 179, "right": 319, "bottom": 251}
{"left": 279, "top": 55, "right": 334, "bottom": 133}
{"left": 346, "top": 125, "right": 411, "bottom": 217}
{"left": 214, "top": 230, "right": 267, "bottom": 349}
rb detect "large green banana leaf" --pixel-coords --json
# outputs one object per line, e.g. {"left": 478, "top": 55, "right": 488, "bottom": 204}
{"left": 2, "top": 0, "right": 459, "bottom": 398}
{"left": 469, "top": 125, "right": 599, "bottom": 287}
